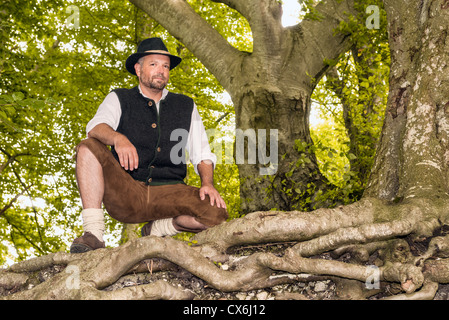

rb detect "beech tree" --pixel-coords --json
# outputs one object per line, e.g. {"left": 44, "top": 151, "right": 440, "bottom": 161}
{"left": 3, "top": 0, "right": 449, "bottom": 301}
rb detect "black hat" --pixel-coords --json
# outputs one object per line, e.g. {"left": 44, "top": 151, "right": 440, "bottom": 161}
{"left": 125, "top": 37, "right": 182, "bottom": 75}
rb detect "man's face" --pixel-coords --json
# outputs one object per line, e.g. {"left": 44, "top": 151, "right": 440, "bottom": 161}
{"left": 135, "top": 54, "right": 171, "bottom": 91}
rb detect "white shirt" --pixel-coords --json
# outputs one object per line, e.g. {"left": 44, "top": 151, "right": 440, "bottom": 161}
{"left": 86, "top": 86, "right": 216, "bottom": 173}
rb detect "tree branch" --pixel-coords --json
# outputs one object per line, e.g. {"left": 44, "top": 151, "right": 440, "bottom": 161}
{"left": 0, "top": 186, "right": 31, "bottom": 217}
{"left": 0, "top": 147, "right": 31, "bottom": 174}
{"left": 213, "top": 0, "right": 284, "bottom": 57}
{"left": 283, "top": 0, "right": 357, "bottom": 82}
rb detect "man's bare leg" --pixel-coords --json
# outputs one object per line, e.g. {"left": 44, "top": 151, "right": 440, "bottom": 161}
{"left": 74, "top": 144, "right": 105, "bottom": 241}
{"left": 76, "top": 144, "right": 104, "bottom": 209}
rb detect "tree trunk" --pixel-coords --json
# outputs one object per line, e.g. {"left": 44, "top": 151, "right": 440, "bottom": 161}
{"left": 365, "top": 0, "right": 449, "bottom": 201}
{"left": 234, "top": 81, "right": 326, "bottom": 212}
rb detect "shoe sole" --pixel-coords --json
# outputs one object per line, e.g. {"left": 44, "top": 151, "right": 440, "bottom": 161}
{"left": 70, "top": 243, "right": 93, "bottom": 254}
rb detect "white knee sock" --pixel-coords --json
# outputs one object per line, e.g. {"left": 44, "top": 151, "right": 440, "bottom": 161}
{"left": 82, "top": 208, "right": 105, "bottom": 241}
{"left": 150, "top": 218, "right": 179, "bottom": 237}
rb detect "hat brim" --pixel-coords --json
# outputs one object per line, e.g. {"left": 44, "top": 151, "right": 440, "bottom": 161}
{"left": 125, "top": 51, "right": 182, "bottom": 75}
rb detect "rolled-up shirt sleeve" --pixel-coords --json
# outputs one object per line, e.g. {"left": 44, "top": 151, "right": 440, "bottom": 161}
{"left": 86, "top": 92, "right": 122, "bottom": 136}
{"left": 187, "top": 104, "right": 217, "bottom": 174}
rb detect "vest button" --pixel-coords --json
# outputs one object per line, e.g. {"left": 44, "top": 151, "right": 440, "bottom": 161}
{"left": 157, "top": 147, "right": 161, "bottom": 152}
{"left": 148, "top": 101, "right": 153, "bottom": 107}
{"left": 151, "top": 123, "right": 157, "bottom": 128}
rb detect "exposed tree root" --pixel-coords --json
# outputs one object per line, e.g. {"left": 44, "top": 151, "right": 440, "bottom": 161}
{"left": 382, "top": 281, "right": 439, "bottom": 300}
{"left": 2, "top": 197, "right": 449, "bottom": 300}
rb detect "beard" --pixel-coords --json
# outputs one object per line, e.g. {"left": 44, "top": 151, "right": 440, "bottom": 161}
{"left": 140, "top": 74, "right": 167, "bottom": 91}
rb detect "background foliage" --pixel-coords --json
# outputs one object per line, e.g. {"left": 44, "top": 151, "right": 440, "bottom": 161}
{"left": 0, "top": 0, "right": 389, "bottom": 265}
{"left": 310, "top": 0, "right": 389, "bottom": 206}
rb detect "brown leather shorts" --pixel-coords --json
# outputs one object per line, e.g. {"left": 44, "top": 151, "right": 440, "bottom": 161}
{"left": 76, "top": 138, "right": 228, "bottom": 226}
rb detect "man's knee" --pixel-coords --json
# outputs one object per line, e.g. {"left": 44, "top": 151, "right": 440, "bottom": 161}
{"left": 76, "top": 138, "right": 99, "bottom": 155}
{"left": 215, "top": 208, "right": 228, "bottom": 225}
{"left": 75, "top": 138, "right": 109, "bottom": 165}
{"left": 75, "top": 143, "right": 98, "bottom": 172}
{"left": 76, "top": 140, "right": 90, "bottom": 159}
{"left": 201, "top": 206, "right": 228, "bottom": 227}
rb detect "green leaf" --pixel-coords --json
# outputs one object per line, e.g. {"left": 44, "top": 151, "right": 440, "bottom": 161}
{"left": 30, "top": 99, "right": 46, "bottom": 109}
{"left": 12, "top": 92, "right": 25, "bottom": 101}
{"left": 5, "top": 106, "right": 16, "bottom": 115}
{"left": 0, "top": 94, "right": 14, "bottom": 103}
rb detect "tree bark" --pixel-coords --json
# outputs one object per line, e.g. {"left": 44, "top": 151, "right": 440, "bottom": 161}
{"left": 365, "top": 0, "right": 449, "bottom": 201}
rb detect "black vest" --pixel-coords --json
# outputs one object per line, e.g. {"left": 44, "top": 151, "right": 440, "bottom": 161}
{"left": 111, "top": 86, "right": 194, "bottom": 185}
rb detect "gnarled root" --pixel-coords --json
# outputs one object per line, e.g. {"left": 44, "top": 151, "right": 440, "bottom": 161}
{"left": 382, "top": 281, "right": 439, "bottom": 300}
{"left": 2, "top": 197, "right": 449, "bottom": 300}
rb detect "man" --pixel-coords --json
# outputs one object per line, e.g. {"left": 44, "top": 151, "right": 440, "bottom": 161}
{"left": 70, "top": 37, "right": 228, "bottom": 253}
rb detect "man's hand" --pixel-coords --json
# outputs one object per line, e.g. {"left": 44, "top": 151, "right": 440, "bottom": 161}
{"left": 87, "top": 123, "right": 139, "bottom": 171}
{"left": 113, "top": 134, "right": 139, "bottom": 171}
{"left": 197, "top": 160, "right": 226, "bottom": 209}
{"left": 200, "top": 184, "right": 227, "bottom": 209}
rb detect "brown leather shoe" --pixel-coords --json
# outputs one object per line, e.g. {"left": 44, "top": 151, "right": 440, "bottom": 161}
{"left": 141, "top": 221, "right": 154, "bottom": 237}
{"left": 70, "top": 232, "right": 105, "bottom": 253}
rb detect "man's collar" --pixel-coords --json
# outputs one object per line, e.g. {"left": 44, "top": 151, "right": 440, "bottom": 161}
{"left": 138, "top": 85, "right": 169, "bottom": 101}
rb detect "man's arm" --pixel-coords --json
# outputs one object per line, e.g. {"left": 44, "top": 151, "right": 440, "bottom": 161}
{"left": 197, "top": 160, "right": 226, "bottom": 209}
{"left": 187, "top": 104, "right": 226, "bottom": 209}
{"left": 88, "top": 123, "right": 139, "bottom": 171}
